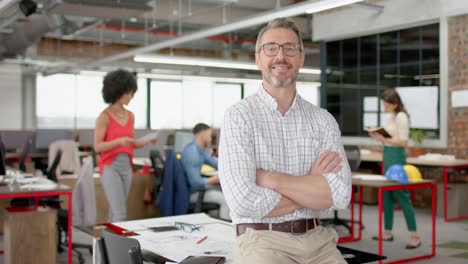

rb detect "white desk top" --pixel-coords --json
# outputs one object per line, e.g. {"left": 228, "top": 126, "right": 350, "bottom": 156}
{"left": 114, "top": 213, "right": 235, "bottom": 263}
{"left": 133, "top": 157, "right": 151, "bottom": 167}
{"left": 361, "top": 152, "right": 468, "bottom": 167}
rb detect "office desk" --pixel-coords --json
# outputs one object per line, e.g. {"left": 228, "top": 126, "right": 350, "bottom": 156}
{"left": 58, "top": 172, "right": 157, "bottom": 224}
{"left": 79, "top": 213, "right": 385, "bottom": 264}
{"left": 0, "top": 182, "right": 73, "bottom": 264}
{"left": 344, "top": 177, "right": 436, "bottom": 264}
{"left": 361, "top": 152, "right": 468, "bottom": 222}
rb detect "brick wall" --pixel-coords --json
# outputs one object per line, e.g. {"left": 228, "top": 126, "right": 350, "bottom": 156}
{"left": 447, "top": 14, "right": 468, "bottom": 159}
{"left": 37, "top": 38, "right": 226, "bottom": 60}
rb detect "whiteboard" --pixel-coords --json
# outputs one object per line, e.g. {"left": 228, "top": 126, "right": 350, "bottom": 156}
{"left": 452, "top": 89, "right": 468, "bottom": 108}
{"left": 396, "top": 86, "right": 439, "bottom": 129}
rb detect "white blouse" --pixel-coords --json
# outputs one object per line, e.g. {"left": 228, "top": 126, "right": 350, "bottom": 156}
{"left": 384, "top": 112, "right": 409, "bottom": 141}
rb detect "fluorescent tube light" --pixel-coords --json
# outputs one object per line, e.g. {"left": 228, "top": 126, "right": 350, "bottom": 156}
{"left": 79, "top": 70, "right": 107, "bottom": 76}
{"left": 305, "top": 0, "right": 363, "bottom": 14}
{"left": 134, "top": 55, "right": 321, "bottom": 75}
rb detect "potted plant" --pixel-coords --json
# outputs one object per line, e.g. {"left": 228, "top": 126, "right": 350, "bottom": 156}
{"left": 409, "top": 128, "right": 426, "bottom": 157}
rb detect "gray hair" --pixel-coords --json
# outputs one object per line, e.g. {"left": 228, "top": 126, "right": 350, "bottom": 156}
{"left": 255, "top": 17, "right": 303, "bottom": 53}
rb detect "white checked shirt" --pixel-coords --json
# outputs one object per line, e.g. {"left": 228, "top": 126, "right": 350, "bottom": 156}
{"left": 219, "top": 86, "right": 352, "bottom": 224}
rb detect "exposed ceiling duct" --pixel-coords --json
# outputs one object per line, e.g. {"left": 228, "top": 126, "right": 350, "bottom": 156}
{"left": 0, "top": 0, "right": 65, "bottom": 59}
{"left": 44, "top": 0, "right": 363, "bottom": 75}
{"left": 0, "top": 12, "right": 61, "bottom": 59}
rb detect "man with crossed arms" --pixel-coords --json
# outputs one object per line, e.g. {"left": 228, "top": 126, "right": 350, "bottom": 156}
{"left": 219, "top": 17, "right": 351, "bottom": 263}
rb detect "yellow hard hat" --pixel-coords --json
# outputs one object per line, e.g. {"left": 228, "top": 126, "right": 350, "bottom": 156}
{"left": 403, "top": 164, "right": 423, "bottom": 183}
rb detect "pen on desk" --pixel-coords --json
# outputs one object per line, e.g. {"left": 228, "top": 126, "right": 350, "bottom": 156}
{"left": 196, "top": 235, "right": 208, "bottom": 244}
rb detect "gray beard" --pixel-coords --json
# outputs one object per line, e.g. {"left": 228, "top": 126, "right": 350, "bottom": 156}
{"left": 267, "top": 75, "right": 294, "bottom": 88}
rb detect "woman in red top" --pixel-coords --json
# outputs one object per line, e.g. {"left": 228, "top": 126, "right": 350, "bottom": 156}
{"left": 94, "top": 69, "right": 152, "bottom": 222}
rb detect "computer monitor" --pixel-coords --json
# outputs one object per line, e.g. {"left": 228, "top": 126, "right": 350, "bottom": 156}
{"left": 35, "top": 129, "right": 73, "bottom": 150}
{"left": 174, "top": 131, "right": 194, "bottom": 153}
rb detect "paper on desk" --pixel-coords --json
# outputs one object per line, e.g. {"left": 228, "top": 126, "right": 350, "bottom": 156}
{"left": 417, "top": 153, "right": 456, "bottom": 160}
{"left": 115, "top": 213, "right": 218, "bottom": 231}
{"left": 136, "top": 131, "right": 159, "bottom": 143}
{"left": 115, "top": 214, "right": 234, "bottom": 263}
{"left": 19, "top": 178, "right": 58, "bottom": 190}
{"left": 353, "top": 174, "right": 388, "bottom": 181}
{"left": 20, "top": 183, "right": 57, "bottom": 190}
{"left": 15, "top": 177, "right": 40, "bottom": 184}
{"left": 136, "top": 223, "right": 234, "bottom": 263}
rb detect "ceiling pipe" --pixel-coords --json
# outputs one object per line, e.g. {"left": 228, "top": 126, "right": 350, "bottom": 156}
{"left": 96, "top": 24, "right": 321, "bottom": 48}
{"left": 0, "top": 0, "right": 18, "bottom": 12}
{"left": 44, "top": 0, "right": 363, "bottom": 75}
{"left": 96, "top": 24, "right": 256, "bottom": 44}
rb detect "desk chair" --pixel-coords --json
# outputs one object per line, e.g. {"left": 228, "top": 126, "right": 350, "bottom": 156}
{"left": 158, "top": 150, "right": 219, "bottom": 216}
{"left": 321, "top": 145, "right": 363, "bottom": 233}
{"left": 44, "top": 150, "right": 92, "bottom": 263}
{"left": 100, "top": 229, "right": 143, "bottom": 264}
{"left": 338, "top": 245, "right": 386, "bottom": 263}
{"left": 48, "top": 139, "right": 81, "bottom": 175}
{"left": 150, "top": 149, "right": 164, "bottom": 199}
{"left": 10, "top": 149, "right": 62, "bottom": 208}
{"left": 189, "top": 187, "right": 220, "bottom": 215}
{"left": 0, "top": 138, "right": 6, "bottom": 175}
{"left": 18, "top": 135, "right": 32, "bottom": 172}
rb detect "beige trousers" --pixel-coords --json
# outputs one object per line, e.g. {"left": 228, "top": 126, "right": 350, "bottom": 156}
{"left": 234, "top": 226, "right": 346, "bottom": 264}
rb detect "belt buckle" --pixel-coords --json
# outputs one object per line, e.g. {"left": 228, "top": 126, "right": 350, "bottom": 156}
{"left": 290, "top": 219, "right": 308, "bottom": 235}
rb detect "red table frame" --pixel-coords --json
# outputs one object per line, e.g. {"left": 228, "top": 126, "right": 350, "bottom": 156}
{"left": 0, "top": 190, "right": 73, "bottom": 264}
{"left": 379, "top": 161, "right": 468, "bottom": 222}
{"left": 442, "top": 165, "right": 468, "bottom": 222}
{"left": 339, "top": 182, "right": 437, "bottom": 264}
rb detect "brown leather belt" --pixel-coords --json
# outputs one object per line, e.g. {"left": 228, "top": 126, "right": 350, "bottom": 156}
{"left": 236, "top": 218, "right": 320, "bottom": 236}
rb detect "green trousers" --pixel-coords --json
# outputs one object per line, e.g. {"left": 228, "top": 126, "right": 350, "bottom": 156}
{"left": 383, "top": 146, "right": 417, "bottom": 231}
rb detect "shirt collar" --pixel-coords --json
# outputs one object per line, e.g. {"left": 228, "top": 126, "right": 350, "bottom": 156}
{"left": 257, "top": 83, "right": 301, "bottom": 113}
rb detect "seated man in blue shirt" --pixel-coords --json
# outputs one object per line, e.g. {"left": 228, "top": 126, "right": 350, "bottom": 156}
{"left": 181, "top": 123, "right": 230, "bottom": 220}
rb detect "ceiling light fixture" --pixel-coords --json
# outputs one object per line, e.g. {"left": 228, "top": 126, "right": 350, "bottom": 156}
{"left": 305, "top": 0, "right": 362, "bottom": 13}
{"left": 79, "top": 70, "right": 107, "bottom": 76}
{"left": 134, "top": 54, "right": 321, "bottom": 75}
{"left": 45, "top": 0, "right": 363, "bottom": 75}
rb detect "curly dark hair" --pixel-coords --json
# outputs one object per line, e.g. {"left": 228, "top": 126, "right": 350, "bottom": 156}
{"left": 102, "top": 69, "right": 138, "bottom": 104}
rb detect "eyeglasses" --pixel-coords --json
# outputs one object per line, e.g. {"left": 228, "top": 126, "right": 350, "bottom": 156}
{"left": 174, "top": 222, "right": 204, "bottom": 233}
{"left": 258, "top": 42, "right": 302, "bottom": 57}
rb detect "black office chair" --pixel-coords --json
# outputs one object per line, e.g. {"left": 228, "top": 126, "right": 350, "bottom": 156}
{"left": 100, "top": 229, "right": 144, "bottom": 264}
{"left": 0, "top": 138, "right": 6, "bottom": 176}
{"left": 177, "top": 153, "right": 220, "bottom": 216}
{"left": 10, "top": 138, "right": 52, "bottom": 207}
{"left": 321, "top": 145, "right": 363, "bottom": 233}
{"left": 38, "top": 149, "right": 63, "bottom": 208}
{"left": 41, "top": 150, "right": 91, "bottom": 263}
{"left": 18, "top": 136, "right": 32, "bottom": 173}
{"left": 150, "top": 149, "right": 165, "bottom": 199}
{"left": 158, "top": 150, "right": 220, "bottom": 216}
{"left": 189, "top": 187, "right": 220, "bottom": 215}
